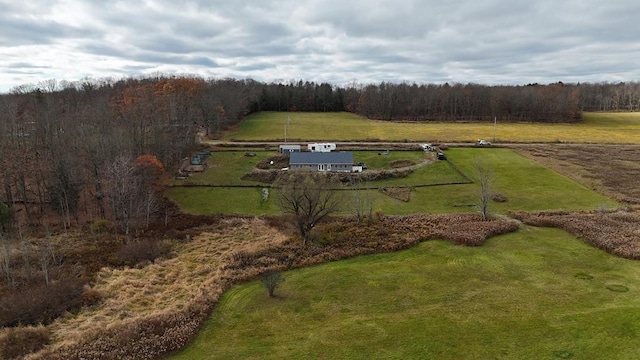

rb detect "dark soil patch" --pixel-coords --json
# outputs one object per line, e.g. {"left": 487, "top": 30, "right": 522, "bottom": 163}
{"left": 379, "top": 187, "right": 413, "bottom": 202}
{"left": 389, "top": 159, "right": 416, "bottom": 168}
{"left": 256, "top": 154, "right": 290, "bottom": 170}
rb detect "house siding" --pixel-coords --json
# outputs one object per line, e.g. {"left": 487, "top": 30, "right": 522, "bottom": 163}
{"left": 289, "top": 152, "right": 354, "bottom": 172}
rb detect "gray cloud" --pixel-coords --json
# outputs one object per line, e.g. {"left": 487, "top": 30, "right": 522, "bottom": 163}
{"left": 1, "top": 0, "right": 640, "bottom": 92}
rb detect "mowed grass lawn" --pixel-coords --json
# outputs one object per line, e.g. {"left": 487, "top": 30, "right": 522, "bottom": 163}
{"left": 166, "top": 148, "right": 617, "bottom": 215}
{"left": 224, "top": 111, "right": 640, "bottom": 144}
{"left": 170, "top": 227, "right": 640, "bottom": 360}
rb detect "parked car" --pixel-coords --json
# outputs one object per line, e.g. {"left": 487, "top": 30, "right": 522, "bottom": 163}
{"left": 477, "top": 139, "right": 491, "bottom": 146}
{"left": 357, "top": 162, "right": 368, "bottom": 170}
{"left": 421, "top": 143, "right": 434, "bottom": 151}
{"left": 437, "top": 152, "right": 446, "bottom": 160}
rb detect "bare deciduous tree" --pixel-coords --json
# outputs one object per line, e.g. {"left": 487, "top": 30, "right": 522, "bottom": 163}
{"left": 351, "top": 175, "right": 374, "bottom": 223}
{"left": 104, "top": 156, "right": 138, "bottom": 236}
{"left": 18, "top": 225, "right": 31, "bottom": 282}
{"left": 0, "top": 235, "right": 14, "bottom": 287}
{"left": 475, "top": 159, "right": 493, "bottom": 221}
{"left": 276, "top": 172, "right": 342, "bottom": 246}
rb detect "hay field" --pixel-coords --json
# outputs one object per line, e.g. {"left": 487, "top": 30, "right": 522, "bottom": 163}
{"left": 224, "top": 111, "right": 640, "bottom": 144}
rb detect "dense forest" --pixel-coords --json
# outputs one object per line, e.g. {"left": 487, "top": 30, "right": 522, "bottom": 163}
{"left": 1, "top": 76, "right": 639, "bottom": 233}
{"left": 255, "top": 80, "right": 640, "bottom": 121}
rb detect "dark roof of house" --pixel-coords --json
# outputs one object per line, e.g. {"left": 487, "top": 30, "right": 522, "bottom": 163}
{"left": 290, "top": 151, "right": 354, "bottom": 165}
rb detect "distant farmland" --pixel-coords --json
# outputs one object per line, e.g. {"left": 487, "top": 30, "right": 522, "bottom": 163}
{"left": 224, "top": 111, "right": 640, "bottom": 144}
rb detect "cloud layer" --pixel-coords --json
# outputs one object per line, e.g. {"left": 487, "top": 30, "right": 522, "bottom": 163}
{"left": 1, "top": 0, "right": 639, "bottom": 92}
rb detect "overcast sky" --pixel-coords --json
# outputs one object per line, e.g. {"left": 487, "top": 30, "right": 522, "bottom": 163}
{"left": 1, "top": 0, "right": 639, "bottom": 93}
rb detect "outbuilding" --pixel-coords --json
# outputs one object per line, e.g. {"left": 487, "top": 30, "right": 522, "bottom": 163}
{"left": 279, "top": 144, "right": 301, "bottom": 153}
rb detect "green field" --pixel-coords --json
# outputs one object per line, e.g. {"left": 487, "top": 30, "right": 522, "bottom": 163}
{"left": 166, "top": 148, "right": 617, "bottom": 215}
{"left": 170, "top": 227, "right": 640, "bottom": 360}
{"left": 223, "top": 111, "right": 640, "bottom": 144}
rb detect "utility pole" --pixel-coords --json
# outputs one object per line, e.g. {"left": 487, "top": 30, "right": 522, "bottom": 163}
{"left": 284, "top": 116, "right": 291, "bottom": 143}
{"left": 493, "top": 116, "right": 497, "bottom": 143}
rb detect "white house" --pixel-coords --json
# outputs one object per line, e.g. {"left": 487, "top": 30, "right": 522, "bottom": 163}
{"left": 307, "top": 143, "right": 336, "bottom": 152}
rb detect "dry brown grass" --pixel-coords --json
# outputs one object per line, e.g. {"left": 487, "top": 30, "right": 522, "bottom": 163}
{"left": 0, "top": 325, "right": 50, "bottom": 359}
{"left": 379, "top": 187, "right": 413, "bottom": 202}
{"left": 21, "top": 214, "right": 519, "bottom": 359}
{"left": 511, "top": 209, "right": 640, "bottom": 259}
{"left": 512, "top": 145, "right": 640, "bottom": 204}
{"left": 31, "top": 218, "right": 287, "bottom": 358}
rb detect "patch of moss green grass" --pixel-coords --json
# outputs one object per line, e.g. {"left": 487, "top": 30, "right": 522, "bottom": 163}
{"left": 225, "top": 111, "right": 640, "bottom": 144}
{"left": 170, "top": 227, "right": 640, "bottom": 360}
{"left": 442, "top": 148, "right": 618, "bottom": 213}
{"left": 165, "top": 187, "right": 280, "bottom": 215}
{"left": 172, "top": 151, "right": 279, "bottom": 186}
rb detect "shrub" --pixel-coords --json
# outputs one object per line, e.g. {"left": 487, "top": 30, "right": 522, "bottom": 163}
{"left": 115, "top": 239, "right": 172, "bottom": 267}
{"left": 80, "top": 285, "right": 103, "bottom": 307}
{"left": 0, "top": 278, "right": 86, "bottom": 327}
{"left": 260, "top": 271, "right": 285, "bottom": 297}
{"left": 0, "top": 325, "right": 50, "bottom": 359}
{"left": 90, "top": 219, "right": 111, "bottom": 234}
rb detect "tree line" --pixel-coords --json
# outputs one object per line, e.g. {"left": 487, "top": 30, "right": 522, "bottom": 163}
{"left": 255, "top": 80, "right": 640, "bottom": 122}
{"left": 0, "top": 76, "right": 260, "bottom": 232}
{"left": 1, "top": 76, "right": 639, "bottom": 231}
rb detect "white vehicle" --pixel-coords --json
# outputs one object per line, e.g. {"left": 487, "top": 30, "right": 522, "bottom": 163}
{"left": 477, "top": 139, "right": 491, "bottom": 146}
{"left": 421, "top": 143, "right": 434, "bottom": 151}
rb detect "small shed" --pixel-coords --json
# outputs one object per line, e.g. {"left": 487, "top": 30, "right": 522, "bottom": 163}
{"left": 279, "top": 144, "right": 301, "bottom": 153}
{"left": 290, "top": 151, "right": 354, "bottom": 172}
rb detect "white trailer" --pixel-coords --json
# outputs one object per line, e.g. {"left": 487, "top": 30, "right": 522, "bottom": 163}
{"left": 307, "top": 143, "right": 336, "bottom": 152}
